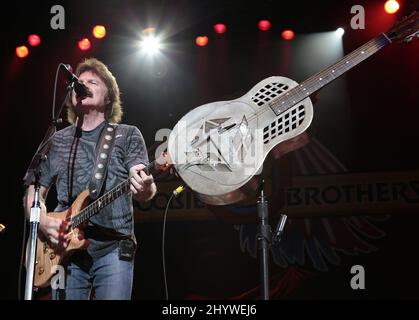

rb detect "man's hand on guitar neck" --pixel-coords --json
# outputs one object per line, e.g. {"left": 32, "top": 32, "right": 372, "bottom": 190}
{"left": 129, "top": 164, "right": 157, "bottom": 203}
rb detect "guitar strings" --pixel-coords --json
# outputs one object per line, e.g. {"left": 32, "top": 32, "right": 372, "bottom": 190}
{"left": 232, "top": 35, "right": 389, "bottom": 127}
{"left": 71, "top": 162, "right": 156, "bottom": 227}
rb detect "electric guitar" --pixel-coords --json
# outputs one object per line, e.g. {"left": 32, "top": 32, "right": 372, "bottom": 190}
{"left": 28, "top": 154, "right": 170, "bottom": 288}
{"left": 168, "top": 12, "right": 418, "bottom": 206}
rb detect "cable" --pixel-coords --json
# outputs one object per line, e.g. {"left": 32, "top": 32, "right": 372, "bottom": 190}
{"left": 162, "top": 184, "right": 187, "bottom": 300}
{"left": 52, "top": 64, "right": 63, "bottom": 121}
{"left": 162, "top": 193, "right": 174, "bottom": 300}
{"left": 173, "top": 185, "right": 185, "bottom": 197}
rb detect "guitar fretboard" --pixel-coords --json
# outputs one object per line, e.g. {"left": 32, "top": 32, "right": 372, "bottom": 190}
{"left": 269, "top": 33, "right": 391, "bottom": 115}
{"left": 71, "top": 161, "right": 156, "bottom": 227}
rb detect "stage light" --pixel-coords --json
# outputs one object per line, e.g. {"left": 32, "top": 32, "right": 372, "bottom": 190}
{"left": 214, "top": 23, "right": 227, "bottom": 34}
{"left": 139, "top": 35, "right": 161, "bottom": 55}
{"left": 384, "top": 0, "right": 399, "bottom": 14}
{"left": 335, "top": 27, "right": 345, "bottom": 37}
{"left": 78, "top": 38, "right": 91, "bottom": 51}
{"left": 143, "top": 27, "right": 156, "bottom": 34}
{"left": 28, "top": 34, "right": 41, "bottom": 46}
{"left": 93, "top": 25, "right": 106, "bottom": 39}
{"left": 281, "top": 29, "right": 295, "bottom": 40}
{"left": 16, "top": 46, "right": 29, "bottom": 58}
{"left": 258, "top": 20, "right": 271, "bottom": 31}
{"left": 195, "top": 36, "right": 208, "bottom": 47}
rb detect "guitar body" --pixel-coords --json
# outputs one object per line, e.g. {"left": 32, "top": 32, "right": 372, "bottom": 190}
{"left": 168, "top": 76, "right": 313, "bottom": 205}
{"left": 28, "top": 190, "right": 90, "bottom": 288}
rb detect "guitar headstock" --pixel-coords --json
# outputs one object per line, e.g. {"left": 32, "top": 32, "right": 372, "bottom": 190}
{"left": 386, "top": 11, "right": 419, "bottom": 43}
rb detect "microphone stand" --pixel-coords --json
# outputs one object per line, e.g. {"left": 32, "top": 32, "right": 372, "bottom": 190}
{"left": 23, "top": 81, "right": 74, "bottom": 300}
{"left": 257, "top": 180, "right": 287, "bottom": 300}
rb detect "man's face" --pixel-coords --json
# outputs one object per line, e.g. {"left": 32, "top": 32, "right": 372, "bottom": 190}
{"left": 72, "top": 70, "right": 109, "bottom": 112}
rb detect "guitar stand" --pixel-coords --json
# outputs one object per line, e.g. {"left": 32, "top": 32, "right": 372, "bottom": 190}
{"left": 257, "top": 180, "right": 287, "bottom": 300}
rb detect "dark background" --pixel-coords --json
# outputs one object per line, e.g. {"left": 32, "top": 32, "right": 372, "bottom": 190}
{"left": 0, "top": 0, "right": 418, "bottom": 300}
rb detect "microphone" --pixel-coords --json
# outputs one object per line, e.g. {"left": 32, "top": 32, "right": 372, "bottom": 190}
{"left": 273, "top": 214, "right": 287, "bottom": 244}
{"left": 60, "top": 64, "right": 90, "bottom": 97}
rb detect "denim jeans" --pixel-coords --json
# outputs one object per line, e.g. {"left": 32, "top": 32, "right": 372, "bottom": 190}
{"left": 52, "top": 247, "right": 134, "bottom": 300}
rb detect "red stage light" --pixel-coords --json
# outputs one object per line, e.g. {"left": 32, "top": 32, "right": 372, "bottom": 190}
{"left": 92, "top": 25, "right": 106, "bottom": 39}
{"left": 196, "top": 36, "right": 208, "bottom": 46}
{"left": 16, "top": 46, "right": 29, "bottom": 58}
{"left": 214, "top": 23, "right": 227, "bottom": 34}
{"left": 28, "top": 34, "right": 41, "bottom": 46}
{"left": 384, "top": 0, "right": 400, "bottom": 14}
{"left": 281, "top": 29, "right": 295, "bottom": 41}
{"left": 78, "top": 38, "right": 91, "bottom": 51}
{"left": 258, "top": 20, "right": 271, "bottom": 31}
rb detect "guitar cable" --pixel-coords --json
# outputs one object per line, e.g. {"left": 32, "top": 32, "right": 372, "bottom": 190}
{"left": 162, "top": 184, "right": 186, "bottom": 300}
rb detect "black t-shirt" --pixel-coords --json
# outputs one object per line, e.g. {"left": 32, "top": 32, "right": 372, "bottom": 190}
{"left": 39, "top": 121, "right": 149, "bottom": 259}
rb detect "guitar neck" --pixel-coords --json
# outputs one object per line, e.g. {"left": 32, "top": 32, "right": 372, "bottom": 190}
{"left": 71, "top": 161, "right": 157, "bottom": 227}
{"left": 269, "top": 33, "right": 392, "bottom": 115}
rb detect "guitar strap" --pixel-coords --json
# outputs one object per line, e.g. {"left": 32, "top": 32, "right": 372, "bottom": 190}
{"left": 88, "top": 122, "right": 117, "bottom": 200}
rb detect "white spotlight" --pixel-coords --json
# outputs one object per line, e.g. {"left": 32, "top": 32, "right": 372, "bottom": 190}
{"left": 139, "top": 36, "right": 161, "bottom": 55}
{"left": 335, "top": 27, "right": 345, "bottom": 37}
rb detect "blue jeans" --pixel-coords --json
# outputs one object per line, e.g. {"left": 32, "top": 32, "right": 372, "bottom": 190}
{"left": 52, "top": 247, "right": 134, "bottom": 300}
